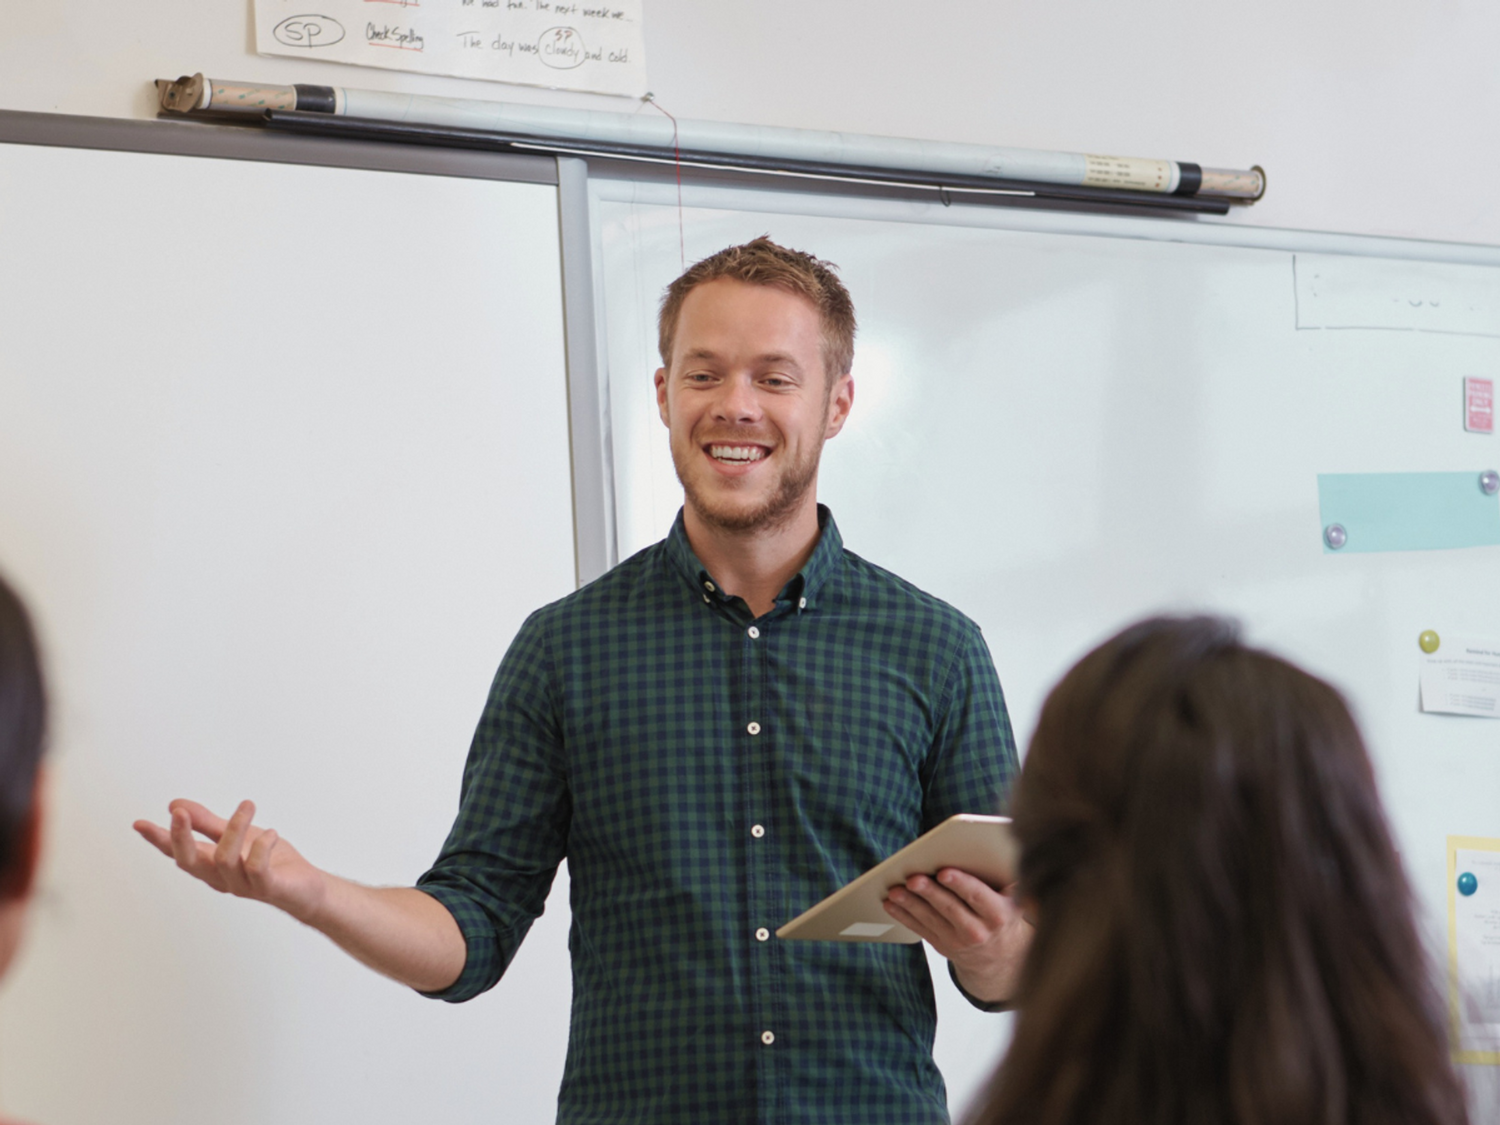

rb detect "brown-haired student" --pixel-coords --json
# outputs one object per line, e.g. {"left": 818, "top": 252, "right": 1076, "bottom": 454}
{"left": 0, "top": 571, "right": 47, "bottom": 1125}
{"left": 968, "top": 615, "right": 1468, "bottom": 1125}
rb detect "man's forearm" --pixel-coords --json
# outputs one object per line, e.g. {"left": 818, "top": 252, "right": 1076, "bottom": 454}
{"left": 300, "top": 877, "right": 467, "bottom": 994}
{"left": 135, "top": 800, "right": 469, "bottom": 992}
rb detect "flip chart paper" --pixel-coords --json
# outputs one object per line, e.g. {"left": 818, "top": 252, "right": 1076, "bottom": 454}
{"left": 1317, "top": 471, "right": 1500, "bottom": 553}
{"left": 254, "top": 0, "right": 648, "bottom": 97}
{"left": 1449, "top": 838, "right": 1500, "bottom": 1063}
{"left": 1421, "top": 637, "right": 1500, "bottom": 718}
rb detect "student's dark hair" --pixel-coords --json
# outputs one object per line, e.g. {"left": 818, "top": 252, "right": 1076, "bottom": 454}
{"left": 971, "top": 616, "right": 1467, "bottom": 1125}
{"left": 0, "top": 571, "right": 45, "bottom": 899}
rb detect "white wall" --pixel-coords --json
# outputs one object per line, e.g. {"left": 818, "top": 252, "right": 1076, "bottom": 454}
{"left": 2, "top": 0, "right": 1498, "bottom": 246}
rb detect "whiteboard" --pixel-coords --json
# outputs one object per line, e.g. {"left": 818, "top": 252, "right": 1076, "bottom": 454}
{"left": 0, "top": 140, "right": 576, "bottom": 1124}
{"left": 591, "top": 179, "right": 1500, "bottom": 1118}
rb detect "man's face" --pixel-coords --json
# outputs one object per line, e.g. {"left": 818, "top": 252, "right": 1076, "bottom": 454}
{"left": 655, "top": 278, "right": 853, "bottom": 534}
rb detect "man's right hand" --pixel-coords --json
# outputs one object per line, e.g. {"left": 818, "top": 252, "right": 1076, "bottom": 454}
{"left": 134, "top": 799, "right": 327, "bottom": 923}
{"left": 133, "top": 798, "right": 467, "bottom": 993}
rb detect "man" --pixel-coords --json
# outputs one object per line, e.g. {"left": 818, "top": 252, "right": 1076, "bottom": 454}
{"left": 135, "top": 239, "right": 1028, "bottom": 1123}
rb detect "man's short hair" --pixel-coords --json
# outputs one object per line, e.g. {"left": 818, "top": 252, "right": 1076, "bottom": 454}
{"left": 0, "top": 571, "right": 44, "bottom": 899}
{"left": 658, "top": 237, "right": 857, "bottom": 382}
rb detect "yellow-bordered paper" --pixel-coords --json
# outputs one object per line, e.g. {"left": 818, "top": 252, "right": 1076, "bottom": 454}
{"left": 1448, "top": 835, "right": 1500, "bottom": 1064}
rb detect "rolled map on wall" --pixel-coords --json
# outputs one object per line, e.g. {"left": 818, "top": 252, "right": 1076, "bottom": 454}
{"left": 155, "top": 73, "right": 1265, "bottom": 202}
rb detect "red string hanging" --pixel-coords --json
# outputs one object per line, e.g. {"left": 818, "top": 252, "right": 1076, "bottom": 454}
{"left": 643, "top": 93, "right": 686, "bottom": 270}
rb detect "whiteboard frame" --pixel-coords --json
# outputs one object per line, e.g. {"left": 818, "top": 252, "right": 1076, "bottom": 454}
{"left": 557, "top": 156, "right": 615, "bottom": 584}
{"left": 0, "top": 114, "right": 587, "bottom": 1125}
{"left": 585, "top": 172, "right": 1500, "bottom": 268}
{"left": 578, "top": 165, "right": 1500, "bottom": 1120}
{"left": 0, "top": 108, "right": 557, "bottom": 185}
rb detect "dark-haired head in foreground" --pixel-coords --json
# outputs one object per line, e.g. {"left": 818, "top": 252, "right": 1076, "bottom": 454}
{"left": 0, "top": 571, "right": 45, "bottom": 980}
{"left": 971, "top": 616, "right": 1467, "bottom": 1125}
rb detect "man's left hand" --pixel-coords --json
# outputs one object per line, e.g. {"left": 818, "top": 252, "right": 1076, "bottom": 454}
{"left": 882, "top": 868, "right": 1031, "bottom": 1007}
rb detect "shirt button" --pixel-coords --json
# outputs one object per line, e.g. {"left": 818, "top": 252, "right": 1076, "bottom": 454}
{"left": 761, "top": 1031, "right": 775, "bottom": 1046}
{"left": 747, "top": 721, "right": 761, "bottom": 736}
{"left": 750, "top": 824, "right": 765, "bottom": 838}
{"left": 755, "top": 927, "right": 770, "bottom": 942}
{"left": 798, "top": 597, "right": 807, "bottom": 609}
{"left": 703, "top": 594, "right": 710, "bottom": 603}
{"left": 747, "top": 626, "right": 760, "bottom": 639}
{"left": 704, "top": 580, "right": 715, "bottom": 592}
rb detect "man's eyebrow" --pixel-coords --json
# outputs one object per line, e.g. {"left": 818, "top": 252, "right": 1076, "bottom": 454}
{"left": 753, "top": 352, "right": 806, "bottom": 370}
{"left": 677, "top": 349, "right": 808, "bottom": 372}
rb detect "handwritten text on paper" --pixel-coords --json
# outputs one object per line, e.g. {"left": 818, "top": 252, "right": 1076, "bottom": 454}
{"left": 254, "top": 0, "right": 647, "bottom": 97}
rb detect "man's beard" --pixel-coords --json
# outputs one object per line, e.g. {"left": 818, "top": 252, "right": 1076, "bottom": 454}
{"left": 674, "top": 438, "right": 824, "bottom": 534}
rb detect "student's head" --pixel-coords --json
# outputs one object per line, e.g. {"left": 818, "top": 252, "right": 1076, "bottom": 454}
{"left": 0, "top": 570, "right": 45, "bottom": 979}
{"left": 973, "top": 616, "right": 1466, "bottom": 1125}
{"left": 654, "top": 239, "right": 857, "bottom": 534}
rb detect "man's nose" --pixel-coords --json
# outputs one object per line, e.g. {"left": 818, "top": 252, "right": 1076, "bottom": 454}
{"left": 713, "top": 376, "right": 761, "bottom": 423}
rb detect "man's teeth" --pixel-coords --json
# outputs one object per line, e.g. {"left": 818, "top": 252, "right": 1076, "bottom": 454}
{"left": 710, "top": 445, "right": 766, "bottom": 462}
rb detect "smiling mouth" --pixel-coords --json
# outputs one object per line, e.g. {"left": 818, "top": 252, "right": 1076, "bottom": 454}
{"left": 708, "top": 444, "right": 768, "bottom": 464}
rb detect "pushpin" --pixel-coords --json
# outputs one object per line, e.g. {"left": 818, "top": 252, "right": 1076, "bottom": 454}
{"left": 1419, "top": 630, "right": 1440, "bottom": 654}
{"left": 1323, "top": 523, "right": 1347, "bottom": 550}
{"left": 1482, "top": 470, "right": 1500, "bottom": 497}
{"left": 1458, "top": 871, "right": 1478, "bottom": 897}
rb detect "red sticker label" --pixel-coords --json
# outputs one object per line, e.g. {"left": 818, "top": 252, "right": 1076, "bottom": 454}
{"left": 1467, "top": 377, "right": 1495, "bottom": 434}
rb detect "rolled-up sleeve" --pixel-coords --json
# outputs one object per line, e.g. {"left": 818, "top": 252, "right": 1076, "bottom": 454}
{"left": 920, "top": 623, "right": 1020, "bottom": 1013}
{"left": 416, "top": 608, "right": 570, "bottom": 1002}
{"left": 919, "top": 622, "right": 1018, "bottom": 831}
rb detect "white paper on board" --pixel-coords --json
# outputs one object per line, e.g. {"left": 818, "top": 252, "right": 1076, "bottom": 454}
{"left": 253, "top": 0, "right": 648, "bottom": 98}
{"left": 1454, "top": 848, "right": 1500, "bottom": 1055}
{"left": 1420, "top": 637, "right": 1500, "bottom": 718}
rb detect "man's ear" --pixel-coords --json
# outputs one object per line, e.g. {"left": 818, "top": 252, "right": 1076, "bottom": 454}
{"left": 823, "top": 373, "right": 854, "bottom": 440}
{"left": 0, "top": 770, "right": 44, "bottom": 903}
{"left": 655, "top": 367, "right": 670, "bottom": 428}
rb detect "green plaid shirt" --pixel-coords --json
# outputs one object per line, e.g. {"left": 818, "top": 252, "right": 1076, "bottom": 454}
{"left": 417, "top": 507, "right": 1017, "bottom": 1124}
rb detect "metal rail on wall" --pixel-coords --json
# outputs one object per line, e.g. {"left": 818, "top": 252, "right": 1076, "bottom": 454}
{"left": 154, "top": 73, "right": 1265, "bottom": 218}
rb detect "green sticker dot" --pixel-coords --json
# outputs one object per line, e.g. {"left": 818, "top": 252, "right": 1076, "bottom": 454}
{"left": 1419, "top": 630, "right": 1440, "bottom": 654}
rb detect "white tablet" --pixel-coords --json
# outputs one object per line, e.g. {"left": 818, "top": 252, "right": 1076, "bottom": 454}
{"left": 776, "top": 813, "right": 1017, "bottom": 943}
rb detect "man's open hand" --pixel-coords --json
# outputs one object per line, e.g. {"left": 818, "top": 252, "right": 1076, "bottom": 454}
{"left": 134, "top": 799, "right": 327, "bottom": 923}
{"left": 883, "top": 867, "right": 1031, "bottom": 1006}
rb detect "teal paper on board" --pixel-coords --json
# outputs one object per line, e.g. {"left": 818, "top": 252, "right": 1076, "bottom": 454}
{"left": 1317, "top": 471, "right": 1500, "bottom": 553}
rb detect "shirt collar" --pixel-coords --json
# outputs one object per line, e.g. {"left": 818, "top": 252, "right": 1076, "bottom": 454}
{"left": 664, "top": 504, "right": 843, "bottom": 615}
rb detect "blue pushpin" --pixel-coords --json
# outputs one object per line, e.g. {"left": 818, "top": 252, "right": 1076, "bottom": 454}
{"left": 1458, "top": 872, "right": 1478, "bottom": 897}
